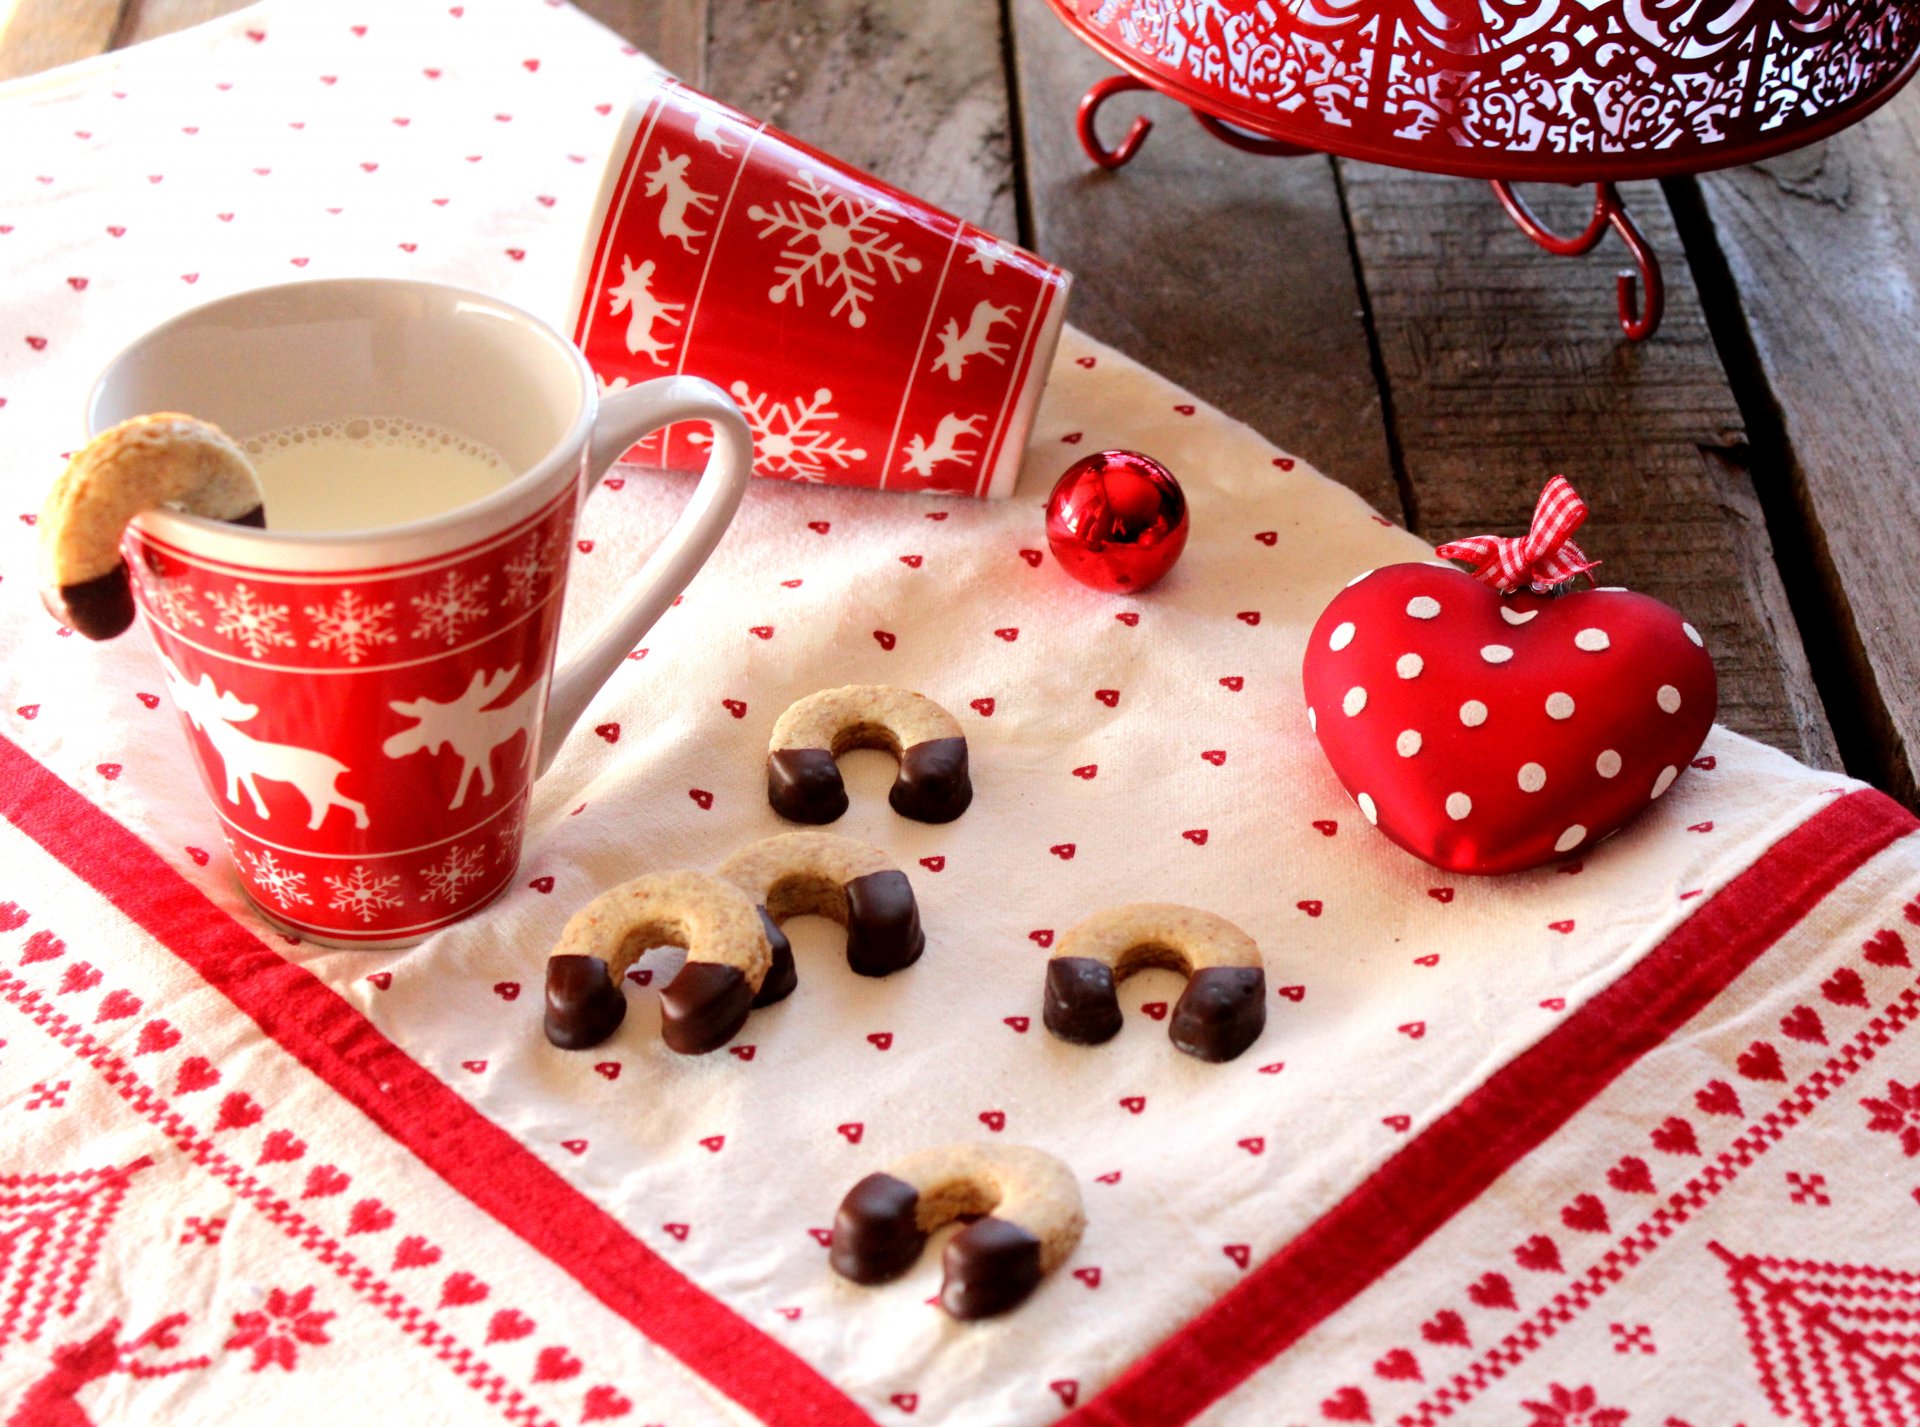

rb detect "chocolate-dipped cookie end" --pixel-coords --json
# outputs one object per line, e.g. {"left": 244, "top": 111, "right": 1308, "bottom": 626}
{"left": 889, "top": 736, "right": 971, "bottom": 823}
{"left": 544, "top": 954, "right": 628, "bottom": 1050}
{"left": 1042, "top": 956, "right": 1123, "bottom": 1045}
{"left": 1169, "top": 965, "right": 1266, "bottom": 1063}
{"left": 829, "top": 1172, "right": 925, "bottom": 1285}
{"left": 843, "top": 869, "right": 924, "bottom": 976}
{"left": 940, "top": 1217, "right": 1044, "bottom": 1320}
{"left": 768, "top": 747, "right": 849, "bottom": 824}
{"left": 659, "top": 959, "right": 754, "bottom": 1054}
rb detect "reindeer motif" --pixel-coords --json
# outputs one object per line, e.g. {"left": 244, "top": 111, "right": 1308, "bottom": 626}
{"left": 676, "top": 98, "right": 735, "bottom": 157}
{"left": 162, "top": 659, "right": 369, "bottom": 831}
{"left": 901, "top": 413, "right": 984, "bottom": 478}
{"left": 643, "top": 149, "right": 716, "bottom": 254}
{"left": 931, "top": 300, "right": 1018, "bottom": 380}
{"left": 383, "top": 665, "right": 542, "bottom": 811}
{"left": 7, "top": 1315, "right": 210, "bottom": 1427}
{"left": 606, "top": 254, "right": 686, "bottom": 365}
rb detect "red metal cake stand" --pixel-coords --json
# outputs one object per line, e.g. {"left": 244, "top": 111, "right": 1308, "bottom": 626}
{"left": 1047, "top": 0, "right": 1920, "bottom": 339}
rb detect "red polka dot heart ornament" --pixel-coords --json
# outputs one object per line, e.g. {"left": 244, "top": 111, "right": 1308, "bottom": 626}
{"left": 1301, "top": 478, "right": 1715, "bottom": 875}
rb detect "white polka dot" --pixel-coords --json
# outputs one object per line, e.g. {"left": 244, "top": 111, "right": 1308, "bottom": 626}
{"left": 1518, "top": 762, "right": 1547, "bottom": 793}
{"left": 1545, "top": 692, "right": 1575, "bottom": 720}
{"left": 1554, "top": 824, "right": 1587, "bottom": 853}
{"left": 1357, "top": 792, "right": 1378, "bottom": 825}
{"left": 1500, "top": 606, "right": 1537, "bottom": 626}
{"left": 1657, "top": 684, "right": 1682, "bottom": 714}
{"left": 1445, "top": 792, "right": 1472, "bottom": 821}
{"left": 1575, "top": 628, "right": 1610, "bottom": 652}
{"left": 1596, "top": 749, "right": 1622, "bottom": 779}
{"left": 1396, "top": 729, "right": 1422, "bottom": 758}
{"left": 1343, "top": 686, "right": 1368, "bottom": 717}
{"left": 1328, "top": 621, "right": 1356, "bottom": 651}
{"left": 1651, "top": 765, "right": 1678, "bottom": 799}
{"left": 1346, "top": 568, "right": 1375, "bottom": 588}
{"left": 1481, "top": 644, "right": 1514, "bottom": 664}
{"left": 1406, "top": 596, "right": 1441, "bottom": 620}
{"left": 1396, "top": 652, "right": 1424, "bottom": 680}
{"left": 1683, "top": 622, "right": 1703, "bottom": 647}
{"left": 1459, "top": 700, "right": 1488, "bottom": 727}
{"left": 1307, "top": 706, "right": 1317, "bottom": 732}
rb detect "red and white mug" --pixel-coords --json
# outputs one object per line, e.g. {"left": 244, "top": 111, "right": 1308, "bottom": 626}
{"left": 572, "top": 75, "right": 1070, "bottom": 499}
{"left": 88, "top": 278, "right": 753, "bottom": 947}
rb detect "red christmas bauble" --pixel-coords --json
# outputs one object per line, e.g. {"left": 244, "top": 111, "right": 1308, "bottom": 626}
{"left": 1301, "top": 564, "right": 1716, "bottom": 875}
{"left": 1045, "top": 450, "right": 1189, "bottom": 593}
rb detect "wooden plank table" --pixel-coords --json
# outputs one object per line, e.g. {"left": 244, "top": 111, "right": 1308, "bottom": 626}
{"left": 11, "top": 0, "right": 1920, "bottom": 793}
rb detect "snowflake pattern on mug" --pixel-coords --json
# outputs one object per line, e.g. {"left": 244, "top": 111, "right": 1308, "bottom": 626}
{"left": 305, "top": 590, "right": 397, "bottom": 664}
{"left": 409, "top": 571, "right": 490, "bottom": 647}
{"left": 208, "top": 584, "right": 297, "bottom": 659}
{"left": 689, "top": 382, "right": 867, "bottom": 482}
{"left": 324, "top": 864, "right": 405, "bottom": 924}
{"left": 242, "top": 849, "right": 311, "bottom": 908}
{"left": 748, "top": 169, "right": 923, "bottom": 328}
{"left": 420, "top": 843, "right": 487, "bottom": 903}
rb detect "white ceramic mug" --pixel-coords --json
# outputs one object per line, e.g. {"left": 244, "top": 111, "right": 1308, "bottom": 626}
{"left": 88, "top": 278, "right": 753, "bottom": 947}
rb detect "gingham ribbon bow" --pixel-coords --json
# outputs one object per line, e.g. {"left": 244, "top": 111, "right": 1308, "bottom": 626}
{"left": 1435, "top": 476, "right": 1599, "bottom": 593}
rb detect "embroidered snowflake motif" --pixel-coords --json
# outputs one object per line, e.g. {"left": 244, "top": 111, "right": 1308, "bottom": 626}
{"left": 747, "top": 168, "right": 923, "bottom": 328}
{"left": 409, "top": 570, "right": 489, "bottom": 647}
{"left": 1862, "top": 1079, "right": 1920, "bottom": 1157}
{"left": 243, "top": 849, "right": 311, "bottom": 908}
{"left": 1521, "top": 1383, "right": 1629, "bottom": 1427}
{"left": 501, "top": 534, "right": 560, "bottom": 610}
{"left": 688, "top": 381, "right": 867, "bottom": 482}
{"left": 324, "top": 865, "right": 404, "bottom": 924}
{"left": 226, "top": 1285, "right": 334, "bottom": 1373}
{"left": 140, "top": 568, "right": 204, "bottom": 629}
{"left": 420, "top": 842, "right": 486, "bottom": 903}
{"left": 208, "top": 584, "right": 296, "bottom": 659}
{"left": 304, "top": 589, "right": 396, "bottom": 664}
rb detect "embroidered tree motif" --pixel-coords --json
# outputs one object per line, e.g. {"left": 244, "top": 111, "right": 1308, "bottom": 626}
{"left": 1520, "top": 1383, "right": 1629, "bottom": 1427}
{"left": 420, "top": 843, "right": 486, "bottom": 904}
{"left": 0, "top": 1158, "right": 151, "bottom": 1353}
{"left": 324, "top": 865, "right": 403, "bottom": 924}
{"left": 206, "top": 584, "right": 295, "bottom": 659}
{"left": 1711, "top": 1240, "right": 1920, "bottom": 1426}
{"left": 747, "top": 168, "right": 924, "bottom": 328}
{"left": 242, "top": 849, "right": 311, "bottom": 908}
{"left": 224, "top": 1285, "right": 334, "bottom": 1373}
{"left": 304, "top": 590, "right": 396, "bottom": 665}
{"left": 1861, "top": 1078, "right": 1920, "bottom": 1156}
{"left": 688, "top": 382, "right": 867, "bottom": 481}
{"left": 408, "top": 570, "right": 489, "bottom": 647}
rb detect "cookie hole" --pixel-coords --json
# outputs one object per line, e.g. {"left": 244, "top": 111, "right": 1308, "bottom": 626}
{"left": 1112, "top": 941, "right": 1194, "bottom": 981}
{"left": 764, "top": 872, "right": 848, "bottom": 928}
{"left": 830, "top": 721, "right": 904, "bottom": 761}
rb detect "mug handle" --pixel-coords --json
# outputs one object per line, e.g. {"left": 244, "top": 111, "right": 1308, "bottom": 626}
{"left": 535, "top": 375, "right": 753, "bottom": 775}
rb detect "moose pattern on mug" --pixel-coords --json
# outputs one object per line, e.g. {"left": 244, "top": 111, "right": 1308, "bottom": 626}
{"left": 127, "top": 489, "right": 577, "bottom": 941}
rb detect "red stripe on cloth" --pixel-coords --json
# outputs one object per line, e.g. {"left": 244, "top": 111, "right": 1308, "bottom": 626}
{"left": 0, "top": 735, "right": 875, "bottom": 1427}
{"left": 1064, "top": 787, "right": 1917, "bottom": 1427}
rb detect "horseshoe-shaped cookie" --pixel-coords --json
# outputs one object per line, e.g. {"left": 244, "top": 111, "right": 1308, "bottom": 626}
{"left": 717, "top": 832, "right": 924, "bottom": 1007}
{"left": 767, "top": 685, "right": 972, "bottom": 825}
{"left": 543, "top": 871, "right": 771, "bottom": 1055}
{"left": 830, "top": 1143, "right": 1084, "bottom": 1320}
{"left": 39, "top": 414, "right": 265, "bottom": 640}
{"left": 1042, "top": 903, "right": 1266, "bottom": 1062}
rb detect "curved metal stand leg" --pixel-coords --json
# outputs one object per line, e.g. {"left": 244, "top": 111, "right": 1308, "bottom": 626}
{"left": 1489, "top": 180, "right": 1665, "bottom": 341}
{"left": 1078, "top": 75, "right": 1156, "bottom": 170}
{"left": 1189, "top": 109, "right": 1318, "bottom": 158}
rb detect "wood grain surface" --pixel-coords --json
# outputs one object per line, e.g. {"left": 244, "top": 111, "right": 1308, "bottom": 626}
{"left": 1689, "top": 86, "right": 1920, "bottom": 802}
{"left": 14, "top": 0, "right": 1920, "bottom": 786}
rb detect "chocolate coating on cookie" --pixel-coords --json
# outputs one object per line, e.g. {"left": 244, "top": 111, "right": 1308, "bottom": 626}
{"left": 767, "top": 685, "right": 971, "bottom": 825}
{"left": 1043, "top": 904, "right": 1266, "bottom": 1063}
{"left": 38, "top": 414, "right": 265, "bottom": 641}
{"left": 750, "top": 908, "right": 798, "bottom": 1008}
{"left": 544, "top": 954, "right": 627, "bottom": 1050}
{"left": 1042, "top": 957, "right": 1124, "bottom": 1045}
{"left": 767, "top": 748, "right": 848, "bottom": 824}
{"left": 941, "top": 1218, "right": 1045, "bottom": 1320}
{"left": 888, "top": 737, "right": 972, "bottom": 823}
{"left": 829, "top": 1172, "right": 926, "bottom": 1284}
{"left": 659, "top": 960, "right": 755, "bottom": 1055}
{"left": 843, "top": 870, "right": 925, "bottom": 976}
{"left": 1170, "top": 965, "right": 1267, "bottom": 1063}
